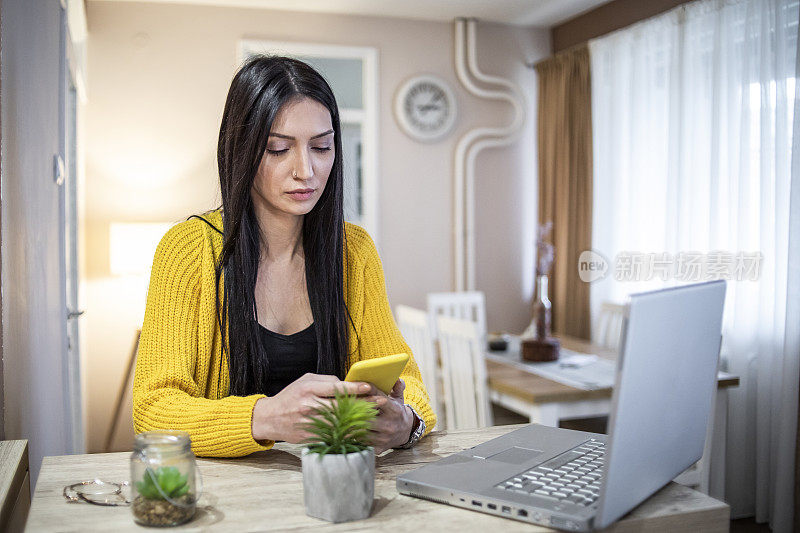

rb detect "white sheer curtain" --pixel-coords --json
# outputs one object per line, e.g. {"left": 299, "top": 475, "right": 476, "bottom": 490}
{"left": 589, "top": 0, "right": 799, "bottom": 529}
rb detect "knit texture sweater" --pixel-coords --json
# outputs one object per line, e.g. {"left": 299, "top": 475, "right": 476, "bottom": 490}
{"left": 132, "top": 210, "right": 436, "bottom": 457}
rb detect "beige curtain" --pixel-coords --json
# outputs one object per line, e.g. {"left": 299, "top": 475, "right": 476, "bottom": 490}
{"left": 535, "top": 45, "right": 592, "bottom": 340}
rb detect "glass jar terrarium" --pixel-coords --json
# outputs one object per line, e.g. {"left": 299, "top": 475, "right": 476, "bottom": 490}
{"left": 130, "top": 430, "right": 199, "bottom": 527}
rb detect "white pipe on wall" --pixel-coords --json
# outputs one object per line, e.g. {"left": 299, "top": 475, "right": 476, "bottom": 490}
{"left": 453, "top": 18, "right": 526, "bottom": 290}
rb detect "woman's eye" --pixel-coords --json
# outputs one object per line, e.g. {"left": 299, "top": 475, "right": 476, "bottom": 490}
{"left": 312, "top": 146, "right": 332, "bottom": 152}
{"left": 267, "top": 148, "right": 289, "bottom": 154}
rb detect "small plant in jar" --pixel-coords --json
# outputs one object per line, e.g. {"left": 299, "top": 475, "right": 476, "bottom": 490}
{"left": 301, "top": 390, "right": 378, "bottom": 523}
{"left": 135, "top": 466, "right": 190, "bottom": 500}
{"left": 131, "top": 431, "right": 198, "bottom": 527}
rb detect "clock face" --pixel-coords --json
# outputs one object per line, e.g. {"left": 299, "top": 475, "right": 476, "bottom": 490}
{"left": 395, "top": 75, "right": 457, "bottom": 142}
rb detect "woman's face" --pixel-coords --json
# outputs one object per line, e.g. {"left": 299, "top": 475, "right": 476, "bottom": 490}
{"left": 252, "top": 96, "right": 335, "bottom": 218}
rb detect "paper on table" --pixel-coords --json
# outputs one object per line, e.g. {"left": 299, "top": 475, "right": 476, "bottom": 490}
{"left": 558, "top": 352, "right": 598, "bottom": 368}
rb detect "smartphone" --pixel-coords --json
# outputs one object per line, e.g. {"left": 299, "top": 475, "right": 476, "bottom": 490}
{"left": 345, "top": 353, "right": 410, "bottom": 394}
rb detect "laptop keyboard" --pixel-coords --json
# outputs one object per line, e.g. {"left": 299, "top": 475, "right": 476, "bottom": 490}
{"left": 495, "top": 439, "right": 605, "bottom": 507}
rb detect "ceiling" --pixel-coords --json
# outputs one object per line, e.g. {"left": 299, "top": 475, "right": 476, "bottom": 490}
{"left": 90, "top": 0, "right": 614, "bottom": 27}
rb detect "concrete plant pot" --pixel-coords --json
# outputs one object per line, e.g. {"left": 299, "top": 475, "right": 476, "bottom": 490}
{"left": 301, "top": 447, "right": 375, "bottom": 523}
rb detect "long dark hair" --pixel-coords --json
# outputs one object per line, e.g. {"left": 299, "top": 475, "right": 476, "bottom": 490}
{"left": 215, "top": 55, "right": 350, "bottom": 396}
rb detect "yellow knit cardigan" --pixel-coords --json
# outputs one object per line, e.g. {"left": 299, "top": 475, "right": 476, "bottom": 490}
{"left": 132, "top": 210, "right": 436, "bottom": 457}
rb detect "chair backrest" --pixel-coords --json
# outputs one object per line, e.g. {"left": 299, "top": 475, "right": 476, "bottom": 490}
{"left": 594, "top": 302, "right": 626, "bottom": 352}
{"left": 395, "top": 305, "right": 440, "bottom": 430}
{"left": 436, "top": 315, "right": 492, "bottom": 430}
{"left": 427, "top": 291, "right": 487, "bottom": 341}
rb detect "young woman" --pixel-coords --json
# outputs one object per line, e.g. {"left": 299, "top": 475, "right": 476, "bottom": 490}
{"left": 132, "top": 56, "right": 435, "bottom": 457}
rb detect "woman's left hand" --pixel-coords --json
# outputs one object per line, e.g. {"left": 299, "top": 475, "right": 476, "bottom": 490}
{"left": 365, "top": 379, "right": 414, "bottom": 454}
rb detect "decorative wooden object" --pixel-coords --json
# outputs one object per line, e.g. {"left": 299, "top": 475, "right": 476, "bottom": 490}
{"left": 522, "top": 223, "right": 560, "bottom": 361}
{"left": 522, "top": 336, "right": 561, "bottom": 362}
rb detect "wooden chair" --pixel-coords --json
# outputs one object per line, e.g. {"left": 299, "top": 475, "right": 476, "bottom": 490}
{"left": 426, "top": 291, "right": 487, "bottom": 341}
{"left": 395, "top": 305, "right": 441, "bottom": 430}
{"left": 594, "top": 302, "right": 626, "bottom": 352}
{"left": 436, "top": 315, "right": 492, "bottom": 430}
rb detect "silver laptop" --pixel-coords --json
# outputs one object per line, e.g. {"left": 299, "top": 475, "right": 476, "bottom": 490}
{"left": 397, "top": 280, "right": 726, "bottom": 531}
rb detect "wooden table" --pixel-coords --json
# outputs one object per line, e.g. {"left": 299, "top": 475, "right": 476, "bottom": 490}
{"left": 0, "top": 440, "right": 30, "bottom": 531}
{"left": 26, "top": 425, "right": 729, "bottom": 532}
{"left": 485, "top": 335, "right": 739, "bottom": 499}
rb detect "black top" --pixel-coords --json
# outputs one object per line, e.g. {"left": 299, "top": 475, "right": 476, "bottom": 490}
{"left": 259, "top": 322, "right": 318, "bottom": 396}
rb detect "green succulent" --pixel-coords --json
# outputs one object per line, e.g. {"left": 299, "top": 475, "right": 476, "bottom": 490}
{"left": 303, "top": 389, "right": 378, "bottom": 456}
{"left": 135, "top": 466, "right": 190, "bottom": 500}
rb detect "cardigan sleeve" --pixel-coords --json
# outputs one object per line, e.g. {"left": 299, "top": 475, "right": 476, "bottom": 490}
{"left": 352, "top": 229, "right": 437, "bottom": 435}
{"left": 132, "top": 221, "right": 272, "bottom": 457}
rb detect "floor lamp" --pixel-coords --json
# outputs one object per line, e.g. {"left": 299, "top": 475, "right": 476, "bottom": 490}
{"left": 104, "top": 330, "right": 141, "bottom": 452}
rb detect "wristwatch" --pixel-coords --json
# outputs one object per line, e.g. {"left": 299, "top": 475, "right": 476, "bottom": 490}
{"left": 397, "top": 404, "right": 426, "bottom": 449}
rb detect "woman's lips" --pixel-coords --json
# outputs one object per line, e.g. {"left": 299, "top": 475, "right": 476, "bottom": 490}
{"left": 287, "top": 189, "right": 315, "bottom": 201}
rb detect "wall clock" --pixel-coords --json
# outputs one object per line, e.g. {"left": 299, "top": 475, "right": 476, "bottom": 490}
{"left": 394, "top": 74, "right": 457, "bottom": 142}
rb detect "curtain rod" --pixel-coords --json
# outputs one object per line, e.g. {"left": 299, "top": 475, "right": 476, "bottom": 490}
{"left": 525, "top": 41, "right": 590, "bottom": 70}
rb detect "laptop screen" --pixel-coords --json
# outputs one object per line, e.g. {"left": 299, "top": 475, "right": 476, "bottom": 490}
{"left": 595, "top": 281, "right": 726, "bottom": 528}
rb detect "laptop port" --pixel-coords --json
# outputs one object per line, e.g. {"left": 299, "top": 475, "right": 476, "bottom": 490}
{"left": 472, "top": 500, "right": 482, "bottom": 507}
{"left": 502, "top": 506, "right": 511, "bottom": 514}
{"left": 487, "top": 503, "right": 497, "bottom": 510}
{"left": 518, "top": 509, "right": 528, "bottom": 517}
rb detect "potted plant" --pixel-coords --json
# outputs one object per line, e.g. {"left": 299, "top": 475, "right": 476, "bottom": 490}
{"left": 301, "top": 390, "right": 379, "bottom": 523}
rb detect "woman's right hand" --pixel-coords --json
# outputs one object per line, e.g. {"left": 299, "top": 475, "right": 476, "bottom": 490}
{"left": 251, "top": 373, "right": 371, "bottom": 443}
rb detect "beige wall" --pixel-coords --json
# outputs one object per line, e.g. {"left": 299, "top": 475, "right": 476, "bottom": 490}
{"left": 83, "top": 1, "right": 549, "bottom": 452}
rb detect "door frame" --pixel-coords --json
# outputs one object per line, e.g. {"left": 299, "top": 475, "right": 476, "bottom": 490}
{"left": 59, "top": 0, "right": 85, "bottom": 454}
